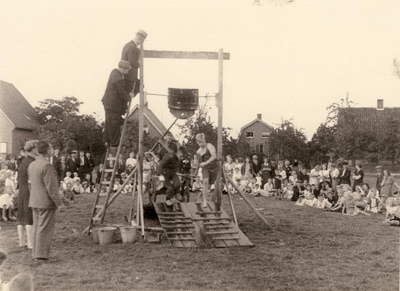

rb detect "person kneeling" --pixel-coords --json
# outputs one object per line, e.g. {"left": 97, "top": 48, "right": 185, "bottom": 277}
{"left": 158, "top": 143, "right": 187, "bottom": 206}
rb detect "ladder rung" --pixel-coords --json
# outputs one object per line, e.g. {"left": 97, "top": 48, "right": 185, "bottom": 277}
{"left": 161, "top": 220, "right": 192, "bottom": 224}
{"left": 95, "top": 205, "right": 104, "bottom": 209}
{"left": 159, "top": 216, "right": 191, "bottom": 220}
{"left": 206, "top": 225, "right": 233, "bottom": 229}
{"left": 205, "top": 230, "right": 238, "bottom": 235}
{"left": 203, "top": 221, "right": 230, "bottom": 225}
{"left": 157, "top": 212, "right": 185, "bottom": 215}
{"left": 104, "top": 169, "right": 114, "bottom": 173}
{"left": 99, "top": 193, "right": 107, "bottom": 197}
{"left": 92, "top": 217, "right": 101, "bottom": 221}
{"left": 196, "top": 211, "right": 222, "bottom": 215}
{"left": 168, "top": 237, "right": 195, "bottom": 241}
{"left": 212, "top": 236, "right": 239, "bottom": 240}
{"left": 102, "top": 181, "right": 110, "bottom": 185}
{"left": 163, "top": 225, "right": 194, "bottom": 229}
{"left": 107, "top": 157, "right": 116, "bottom": 161}
{"left": 192, "top": 218, "right": 230, "bottom": 221}
{"left": 165, "top": 231, "right": 193, "bottom": 235}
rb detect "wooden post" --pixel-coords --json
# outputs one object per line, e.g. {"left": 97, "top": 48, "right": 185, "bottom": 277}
{"left": 215, "top": 49, "right": 224, "bottom": 211}
{"left": 226, "top": 175, "right": 272, "bottom": 229}
{"left": 138, "top": 44, "right": 145, "bottom": 236}
{"left": 221, "top": 167, "right": 238, "bottom": 226}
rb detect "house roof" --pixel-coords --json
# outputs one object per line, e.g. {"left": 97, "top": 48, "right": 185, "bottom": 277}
{"left": 338, "top": 107, "right": 400, "bottom": 132}
{"left": 0, "top": 80, "right": 40, "bottom": 130}
{"left": 237, "top": 118, "right": 274, "bottom": 139}
{"left": 128, "top": 104, "right": 169, "bottom": 136}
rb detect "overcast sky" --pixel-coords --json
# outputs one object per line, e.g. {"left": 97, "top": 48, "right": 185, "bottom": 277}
{"left": 1, "top": 0, "right": 399, "bottom": 140}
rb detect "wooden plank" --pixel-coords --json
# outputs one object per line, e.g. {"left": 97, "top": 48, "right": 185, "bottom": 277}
{"left": 154, "top": 202, "right": 184, "bottom": 248}
{"left": 144, "top": 50, "right": 230, "bottom": 60}
{"left": 206, "top": 203, "right": 237, "bottom": 247}
{"left": 205, "top": 231, "right": 238, "bottom": 235}
{"left": 160, "top": 220, "right": 193, "bottom": 224}
{"left": 179, "top": 203, "right": 208, "bottom": 248}
{"left": 196, "top": 211, "right": 222, "bottom": 215}
{"left": 168, "top": 238, "right": 196, "bottom": 241}
{"left": 157, "top": 212, "right": 185, "bottom": 215}
{"left": 158, "top": 216, "right": 191, "bottom": 220}
{"left": 166, "top": 231, "right": 193, "bottom": 235}
{"left": 162, "top": 225, "right": 195, "bottom": 229}
{"left": 212, "top": 237, "right": 240, "bottom": 240}
{"left": 192, "top": 217, "right": 230, "bottom": 221}
{"left": 203, "top": 221, "right": 230, "bottom": 225}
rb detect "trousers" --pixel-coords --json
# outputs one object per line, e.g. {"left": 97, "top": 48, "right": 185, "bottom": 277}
{"left": 32, "top": 208, "right": 57, "bottom": 259}
{"left": 163, "top": 173, "right": 181, "bottom": 200}
{"left": 103, "top": 109, "right": 123, "bottom": 147}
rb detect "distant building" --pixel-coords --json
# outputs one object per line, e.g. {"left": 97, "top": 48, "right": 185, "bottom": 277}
{"left": 338, "top": 99, "right": 400, "bottom": 163}
{"left": 237, "top": 114, "right": 274, "bottom": 155}
{"left": 0, "top": 80, "right": 40, "bottom": 159}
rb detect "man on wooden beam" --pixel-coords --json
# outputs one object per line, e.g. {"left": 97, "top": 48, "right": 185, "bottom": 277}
{"left": 121, "top": 29, "right": 148, "bottom": 96}
{"left": 102, "top": 60, "right": 134, "bottom": 155}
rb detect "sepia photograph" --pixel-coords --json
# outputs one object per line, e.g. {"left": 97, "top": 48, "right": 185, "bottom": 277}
{"left": 0, "top": 0, "right": 399, "bottom": 290}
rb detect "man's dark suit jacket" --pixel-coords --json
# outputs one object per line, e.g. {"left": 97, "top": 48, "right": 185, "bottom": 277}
{"left": 66, "top": 157, "right": 79, "bottom": 174}
{"left": 339, "top": 168, "right": 351, "bottom": 185}
{"left": 292, "top": 185, "right": 305, "bottom": 201}
{"left": 121, "top": 40, "right": 140, "bottom": 82}
{"left": 101, "top": 69, "right": 131, "bottom": 115}
{"left": 50, "top": 155, "right": 60, "bottom": 179}
{"left": 78, "top": 156, "right": 91, "bottom": 176}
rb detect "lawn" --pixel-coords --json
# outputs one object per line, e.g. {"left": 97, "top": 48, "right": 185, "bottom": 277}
{"left": 0, "top": 180, "right": 399, "bottom": 291}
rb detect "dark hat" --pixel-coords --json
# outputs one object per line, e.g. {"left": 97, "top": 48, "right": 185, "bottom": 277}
{"left": 118, "top": 60, "right": 132, "bottom": 70}
{"left": 71, "top": 150, "right": 77, "bottom": 154}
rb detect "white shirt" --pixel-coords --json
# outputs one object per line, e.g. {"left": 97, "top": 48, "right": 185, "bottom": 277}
{"left": 126, "top": 158, "right": 137, "bottom": 168}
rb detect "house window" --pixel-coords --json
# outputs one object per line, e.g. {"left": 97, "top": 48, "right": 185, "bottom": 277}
{"left": 262, "top": 132, "right": 270, "bottom": 138}
{"left": 246, "top": 132, "right": 254, "bottom": 138}
{"left": 259, "top": 144, "right": 264, "bottom": 154}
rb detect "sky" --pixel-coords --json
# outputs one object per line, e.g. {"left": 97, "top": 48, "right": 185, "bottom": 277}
{"left": 1, "top": 0, "right": 400, "bottom": 140}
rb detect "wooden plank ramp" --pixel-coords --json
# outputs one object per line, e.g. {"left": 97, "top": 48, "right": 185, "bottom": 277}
{"left": 153, "top": 202, "right": 253, "bottom": 248}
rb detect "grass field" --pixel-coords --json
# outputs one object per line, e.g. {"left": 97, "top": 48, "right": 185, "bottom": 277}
{"left": 0, "top": 178, "right": 399, "bottom": 291}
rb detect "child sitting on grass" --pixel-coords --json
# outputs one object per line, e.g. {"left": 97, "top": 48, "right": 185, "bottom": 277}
{"left": 384, "top": 198, "right": 400, "bottom": 221}
{"left": 232, "top": 167, "right": 242, "bottom": 194}
{"left": 328, "top": 189, "right": 346, "bottom": 213}
{"left": 282, "top": 183, "right": 294, "bottom": 200}
{"left": 365, "top": 189, "right": 381, "bottom": 213}
{"left": 263, "top": 178, "right": 276, "bottom": 197}
{"left": 72, "top": 172, "right": 80, "bottom": 182}
{"left": 62, "top": 181, "right": 75, "bottom": 203}
{"left": 304, "top": 193, "right": 317, "bottom": 207}
{"left": 72, "top": 180, "right": 83, "bottom": 195}
{"left": 315, "top": 193, "right": 332, "bottom": 209}
{"left": 0, "top": 186, "right": 16, "bottom": 222}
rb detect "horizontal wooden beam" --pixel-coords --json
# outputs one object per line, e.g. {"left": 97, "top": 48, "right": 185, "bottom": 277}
{"left": 144, "top": 50, "right": 230, "bottom": 60}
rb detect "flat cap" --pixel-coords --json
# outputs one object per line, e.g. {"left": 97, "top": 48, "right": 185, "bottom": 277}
{"left": 118, "top": 60, "right": 132, "bottom": 69}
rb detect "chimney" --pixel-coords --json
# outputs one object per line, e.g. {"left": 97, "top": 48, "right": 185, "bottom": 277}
{"left": 377, "top": 99, "right": 384, "bottom": 110}
{"left": 257, "top": 114, "right": 262, "bottom": 120}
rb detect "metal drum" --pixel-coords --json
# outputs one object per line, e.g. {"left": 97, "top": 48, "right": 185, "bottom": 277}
{"left": 168, "top": 88, "right": 199, "bottom": 119}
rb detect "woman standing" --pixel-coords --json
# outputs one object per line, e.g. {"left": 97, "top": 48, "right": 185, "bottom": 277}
{"left": 380, "top": 170, "right": 400, "bottom": 200}
{"left": 195, "top": 133, "right": 219, "bottom": 208}
{"left": 16, "top": 140, "right": 38, "bottom": 248}
{"left": 352, "top": 163, "right": 364, "bottom": 191}
{"left": 261, "top": 158, "right": 272, "bottom": 188}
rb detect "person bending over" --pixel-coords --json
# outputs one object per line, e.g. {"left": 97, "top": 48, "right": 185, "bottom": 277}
{"left": 158, "top": 143, "right": 187, "bottom": 206}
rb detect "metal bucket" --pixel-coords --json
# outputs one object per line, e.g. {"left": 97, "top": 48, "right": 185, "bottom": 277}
{"left": 97, "top": 227, "right": 117, "bottom": 245}
{"left": 119, "top": 226, "right": 138, "bottom": 244}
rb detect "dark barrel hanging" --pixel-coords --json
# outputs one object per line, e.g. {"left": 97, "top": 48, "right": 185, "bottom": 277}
{"left": 168, "top": 88, "right": 199, "bottom": 119}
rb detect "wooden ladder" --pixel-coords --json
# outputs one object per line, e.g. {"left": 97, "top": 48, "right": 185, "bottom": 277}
{"left": 86, "top": 97, "right": 133, "bottom": 235}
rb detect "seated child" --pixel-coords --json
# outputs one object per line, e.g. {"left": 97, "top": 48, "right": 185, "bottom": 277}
{"left": 315, "top": 193, "right": 332, "bottom": 209}
{"left": 263, "top": 178, "right": 276, "bottom": 197}
{"left": 365, "top": 189, "right": 381, "bottom": 213}
{"left": 248, "top": 178, "right": 258, "bottom": 193}
{"left": 282, "top": 183, "right": 294, "bottom": 200}
{"left": 325, "top": 188, "right": 337, "bottom": 205}
{"left": 342, "top": 191, "right": 358, "bottom": 216}
{"left": 238, "top": 178, "right": 249, "bottom": 194}
{"left": 71, "top": 180, "right": 83, "bottom": 195}
{"left": 192, "top": 176, "right": 202, "bottom": 193}
{"left": 232, "top": 168, "right": 242, "bottom": 194}
{"left": 303, "top": 193, "right": 317, "bottom": 207}
{"left": 385, "top": 198, "right": 400, "bottom": 221}
{"left": 303, "top": 184, "right": 312, "bottom": 200}
{"left": 72, "top": 172, "right": 80, "bottom": 182}
{"left": 0, "top": 186, "right": 16, "bottom": 221}
{"left": 58, "top": 184, "right": 70, "bottom": 207}
{"left": 63, "top": 171, "right": 73, "bottom": 189}
{"left": 62, "top": 181, "right": 75, "bottom": 202}
{"left": 255, "top": 174, "right": 262, "bottom": 187}
{"left": 249, "top": 183, "right": 268, "bottom": 197}
{"left": 81, "top": 180, "right": 91, "bottom": 194}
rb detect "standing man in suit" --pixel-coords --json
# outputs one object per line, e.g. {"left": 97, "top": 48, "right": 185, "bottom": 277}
{"left": 121, "top": 29, "right": 148, "bottom": 96}
{"left": 102, "top": 60, "right": 134, "bottom": 155}
{"left": 77, "top": 151, "right": 91, "bottom": 180}
{"left": 49, "top": 150, "right": 60, "bottom": 181}
{"left": 66, "top": 150, "right": 79, "bottom": 174}
{"left": 338, "top": 163, "right": 351, "bottom": 186}
{"left": 28, "top": 140, "right": 65, "bottom": 261}
{"left": 375, "top": 165, "right": 384, "bottom": 193}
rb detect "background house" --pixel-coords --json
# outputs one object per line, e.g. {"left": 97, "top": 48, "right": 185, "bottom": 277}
{"left": 237, "top": 114, "right": 274, "bottom": 156}
{"left": 0, "top": 80, "right": 40, "bottom": 160}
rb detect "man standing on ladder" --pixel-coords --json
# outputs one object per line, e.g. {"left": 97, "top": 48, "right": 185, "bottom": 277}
{"left": 121, "top": 29, "right": 148, "bottom": 96}
{"left": 102, "top": 60, "right": 135, "bottom": 155}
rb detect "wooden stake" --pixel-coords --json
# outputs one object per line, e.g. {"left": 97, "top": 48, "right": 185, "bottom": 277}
{"left": 215, "top": 49, "right": 224, "bottom": 211}
{"left": 221, "top": 167, "right": 238, "bottom": 226}
{"left": 226, "top": 175, "right": 272, "bottom": 229}
{"left": 138, "top": 44, "right": 145, "bottom": 236}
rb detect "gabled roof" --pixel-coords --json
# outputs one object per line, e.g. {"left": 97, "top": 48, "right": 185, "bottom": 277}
{"left": 237, "top": 118, "right": 274, "bottom": 139}
{"left": 0, "top": 80, "right": 40, "bottom": 130}
{"left": 128, "top": 104, "right": 169, "bottom": 135}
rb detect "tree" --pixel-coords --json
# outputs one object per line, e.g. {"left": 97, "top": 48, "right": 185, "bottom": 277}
{"left": 268, "top": 120, "right": 308, "bottom": 162}
{"left": 176, "top": 99, "right": 245, "bottom": 158}
{"left": 379, "top": 116, "right": 400, "bottom": 168}
{"left": 35, "top": 96, "right": 83, "bottom": 124}
{"left": 308, "top": 123, "right": 336, "bottom": 165}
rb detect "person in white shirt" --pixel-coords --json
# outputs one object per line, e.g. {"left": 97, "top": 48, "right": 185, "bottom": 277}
{"left": 315, "top": 194, "right": 332, "bottom": 209}
{"left": 310, "top": 165, "right": 321, "bottom": 188}
{"left": 263, "top": 178, "right": 276, "bottom": 196}
{"left": 126, "top": 151, "right": 137, "bottom": 169}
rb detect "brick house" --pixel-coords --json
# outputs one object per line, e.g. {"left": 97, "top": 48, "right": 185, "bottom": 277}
{"left": 237, "top": 114, "right": 274, "bottom": 155}
{"left": 338, "top": 99, "right": 400, "bottom": 163}
{"left": 0, "top": 80, "right": 40, "bottom": 160}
